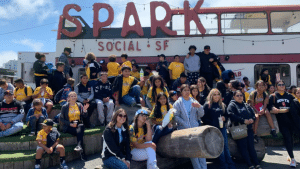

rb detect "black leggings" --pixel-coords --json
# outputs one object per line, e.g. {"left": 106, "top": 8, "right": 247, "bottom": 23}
{"left": 278, "top": 122, "right": 294, "bottom": 159}
{"left": 66, "top": 124, "right": 85, "bottom": 151}
{"left": 81, "top": 100, "right": 97, "bottom": 127}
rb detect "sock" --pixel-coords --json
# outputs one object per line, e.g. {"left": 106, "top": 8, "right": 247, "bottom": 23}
{"left": 60, "top": 156, "right": 65, "bottom": 164}
{"left": 35, "top": 159, "right": 41, "bottom": 165}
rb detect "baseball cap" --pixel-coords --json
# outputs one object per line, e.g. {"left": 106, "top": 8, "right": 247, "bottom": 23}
{"left": 204, "top": 45, "right": 211, "bottom": 50}
{"left": 180, "top": 72, "right": 187, "bottom": 78}
{"left": 41, "top": 119, "right": 54, "bottom": 127}
{"left": 64, "top": 47, "right": 72, "bottom": 53}
{"left": 135, "top": 109, "right": 149, "bottom": 116}
{"left": 4, "top": 90, "right": 13, "bottom": 95}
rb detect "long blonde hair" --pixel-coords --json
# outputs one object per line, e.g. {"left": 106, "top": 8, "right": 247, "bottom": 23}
{"left": 206, "top": 89, "right": 225, "bottom": 112}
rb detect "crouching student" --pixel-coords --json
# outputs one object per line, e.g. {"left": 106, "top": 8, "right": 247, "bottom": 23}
{"left": 113, "top": 66, "right": 144, "bottom": 107}
{"left": 32, "top": 78, "right": 54, "bottom": 115}
{"left": 0, "top": 90, "right": 24, "bottom": 137}
{"left": 130, "top": 109, "right": 159, "bottom": 169}
{"left": 150, "top": 93, "right": 174, "bottom": 144}
{"left": 26, "top": 99, "right": 48, "bottom": 136}
{"left": 35, "top": 119, "right": 68, "bottom": 169}
{"left": 94, "top": 72, "right": 114, "bottom": 125}
{"left": 102, "top": 109, "right": 131, "bottom": 169}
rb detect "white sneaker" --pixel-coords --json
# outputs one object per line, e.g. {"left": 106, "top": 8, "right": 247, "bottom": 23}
{"left": 290, "top": 158, "right": 297, "bottom": 168}
{"left": 28, "top": 132, "right": 35, "bottom": 137}
{"left": 35, "top": 164, "right": 41, "bottom": 169}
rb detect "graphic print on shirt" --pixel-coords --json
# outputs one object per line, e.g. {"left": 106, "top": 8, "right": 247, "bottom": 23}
{"left": 277, "top": 99, "right": 290, "bottom": 109}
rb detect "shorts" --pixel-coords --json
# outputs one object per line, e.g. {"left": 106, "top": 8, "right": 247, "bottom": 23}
{"left": 36, "top": 145, "right": 59, "bottom": 154}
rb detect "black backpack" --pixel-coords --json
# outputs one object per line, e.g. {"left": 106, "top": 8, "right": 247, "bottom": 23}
{"left": 253, "top": 91, "right": 267, "bottom": 103}
{"left": 16, "top": 85, "right": 34, "bottom": 104}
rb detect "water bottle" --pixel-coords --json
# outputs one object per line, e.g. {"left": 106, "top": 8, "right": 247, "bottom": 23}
{"left": 140, "top": 68, "right": 144, "bottom": 81}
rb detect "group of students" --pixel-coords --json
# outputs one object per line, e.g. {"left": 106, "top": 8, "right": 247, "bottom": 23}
{"left": 1, "top": 45, "right": 300, "bottom": 169}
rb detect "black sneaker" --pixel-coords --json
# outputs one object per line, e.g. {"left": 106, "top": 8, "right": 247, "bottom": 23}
{"left": 80, "top": 153, "right": 87, "bottom": 161}
{"left": 254, "top": 135, "right": 259, "bottom": 143}
{"left": 270, "top": 129, "right": 278, "bottom": 138}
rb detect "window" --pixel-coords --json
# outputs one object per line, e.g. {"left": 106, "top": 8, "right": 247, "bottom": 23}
{"left": 271, "top": 11, "right": 300, "bottom": 33}
{"left": 254, "top": 64, "right": 291, "bottom": 87}
{"left": 172, "top": 14, "right": 218, "bottom": 35}
{"left": 221, "top": 12, "right": 268, "bottom": 34}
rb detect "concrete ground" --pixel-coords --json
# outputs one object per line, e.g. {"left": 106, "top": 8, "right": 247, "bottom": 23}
{"left": 49, "top": 145, "right": 300, "bottom": 169}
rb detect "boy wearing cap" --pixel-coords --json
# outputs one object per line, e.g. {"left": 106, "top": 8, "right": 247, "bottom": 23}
{"left": 112, "top": 66, "right": 144, "bottom": 107}
{"left": 156, "top": 54, "right": 170, "bottom": 86}
{"left": 59, "top": 47, "right": 72, "bottom": 79}
{"left": 168, "top": 55, "right": 185, "bottom": 87}
{"left": 184, "top": 46, "right": 201, "bottom": 85}
{"left": 0, "top": 90, "right": 24, "bottom": 137}
{"left": 35, "top": 119, "right": 68, "bottom": 169}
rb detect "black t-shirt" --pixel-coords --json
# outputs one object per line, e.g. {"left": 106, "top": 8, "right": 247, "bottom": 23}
{"left": 0, "top": 100, "right": 24, "bottom": 116}
{"left": 46, "top": 129, "right": 60, "bottom": 148}
{"left": 199, "top": 88, "right": 210, "bottom": 105}
{"left": 202, "top": 102, "right": 226, "bottom": 128}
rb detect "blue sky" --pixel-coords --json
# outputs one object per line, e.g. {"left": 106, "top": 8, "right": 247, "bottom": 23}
{"left": 0, "top": 0, "right": 299, "bottom": 67}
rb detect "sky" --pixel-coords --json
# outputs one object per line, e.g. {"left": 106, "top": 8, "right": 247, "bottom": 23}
{"left": 0, "top": 0, "right": 299, "bottom": 67}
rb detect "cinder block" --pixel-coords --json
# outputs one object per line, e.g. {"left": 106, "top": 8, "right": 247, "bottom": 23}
{"left": 4, "top": 162, "right": 14, "bottom": 169}
{"left": 24, "top": 160, "right": 35, "bottom": 169}
{"left": 13, "top": 161, "right": 24, "bottom": 169}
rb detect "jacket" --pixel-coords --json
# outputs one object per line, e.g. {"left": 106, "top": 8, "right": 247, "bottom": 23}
{"left": 112, "top": 75, "right": 139, "bottom": 104}
{"left": 94, "top": 80, "right": 112, "bottom": 100}
{"left": 50, "top": 70, "right": 66, "bottom": 93}
{"left": 227, "top": 100, "right": 255, "bottom": 129}
{"left": 156, "top": 61, "right": 169, "bottom": 79}
{"left": 59, "top": 84, "right": 73, "bottom": 103}
{"left": 26, "top": 107, "right": 48, "bottom": 122}
{"left": 202, "top": 102, "right": 227, "bottom": 129}
{"left": 33, "top": 60, "right": 48, "bottom": 75}
{"left": 212, "top": 63, "right": 225, "bottom": 80}
{"left": 102, "top": 125, "right": 132, "bottom": 162}
{"left": 197, "top": 52, "right": 218, "bottom": 73}
{"left": 59, "top": 102, "right": 87, "bottom": 132}
{"left": 0, "top": 99, "right": 24, "bottom": 124}
{"left": 74, "top": 82, "right": 94, "bottom": 103}
{"left": 58, "top": 53, "right": 71, "bottom": 76}
{"left": 172, "top": 78, "right": 190, "bottom": 91}
{"left": 173, "top": 97, "right": 204, "bottom": 130}
{"left": 86, "top": 60, "right": 102, "bottom": 80}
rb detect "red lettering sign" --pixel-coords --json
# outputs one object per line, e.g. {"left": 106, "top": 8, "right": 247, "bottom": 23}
{"left": 115, "top": 41, "right": 121, "bottom": 51}
{"left": 93, "top": 3, "right": 114, "bottom": 37}
{"left": 121, "top": 2, "right": 144, "bottom": 37}
{"left": 184, "top": 0, "right": 206, "bottom": 36}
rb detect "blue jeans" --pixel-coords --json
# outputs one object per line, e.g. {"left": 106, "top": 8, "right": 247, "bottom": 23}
{"left": 0, "top": 122, "right": 23, "bottom": 137}
{"left": 29, "top": 116, "right": 45, "bottom": 132}
{"left": 219, "top": 127, "right": 236, "bottom": 169}
{"left": 122, "top": 85, "right": 141, "bottom": 106}
{"left": 152, "top": 125, "right": 173, "bottom": 144}
{"left": 235, "top": 129, "right": 259, "bottom": 167}
{"left": 103, "top": 156, "right": 128, "bottom": 169}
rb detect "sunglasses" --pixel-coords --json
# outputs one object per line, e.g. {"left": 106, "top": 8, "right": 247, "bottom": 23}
{"left": 213, "top": 94, "right": 221, "bottom": 96}
{"left": 118, "top": 114, "right": 127, "bottom": 118}
{"left": 235, "top": 95, "right": 243, "bottom": 97}
{"left": 277, "top": 84, "right": 285, "bottom": 87}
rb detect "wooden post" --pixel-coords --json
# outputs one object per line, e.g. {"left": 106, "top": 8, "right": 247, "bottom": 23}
{"left": 156, "top": 126, "right": 224, "bottom": 159}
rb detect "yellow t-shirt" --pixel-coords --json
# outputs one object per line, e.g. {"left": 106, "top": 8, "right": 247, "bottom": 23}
{"left": 141, "top": 80, "right": 150, "bottom": 95}
{"left": 129, "top": 125, "right": 145, "bottom": 149}
{"left": 14, "top": 86, "right": 33, "bottom": 101}
{"left": 107, "top": 62, "right": 120, "bottom": 77}
{"left": 244, "top": 92, "right": 250, "bottom": 102}
{"left": 150, "top": 104, "right": 173, "bottom": 123}
{"left": 131, "top": 71, "right": 140, "bottom": 79}
{"left": 36, "top": 129, "right": 49, "bottom": 145}
{"left": 122, "top": 76, "right": 139, "bottom": 97}
{"left": 33, "top": 87, "right": 53, "bottom": 99}
{"left": 68, "top": 104, "right": 80, "bottom": 122}
{"left": 121, "top": 61, "right": 132, "bottom": 69}
{"left": 168, "top": 62, "right": 185, "bottom": 80}
{"left": 34, "top": 109, "right": 42, "bottom": 115}
{"left": 147, "top": 87, "right": 169, "bottom": 105}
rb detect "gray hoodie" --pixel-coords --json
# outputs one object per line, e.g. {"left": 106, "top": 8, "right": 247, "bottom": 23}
{"left": 184, "top": 54, "right": 201, "bottom": 73}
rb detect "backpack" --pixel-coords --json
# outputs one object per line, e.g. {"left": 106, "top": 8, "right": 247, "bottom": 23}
{"left": 16, "top": 85, "right": 34, "bottom": 104}
{"left": 253, "top": 91, "right": 267, "bottom": 104}
{"left": 222, "top": 70, "right": 235, "bottom": 83}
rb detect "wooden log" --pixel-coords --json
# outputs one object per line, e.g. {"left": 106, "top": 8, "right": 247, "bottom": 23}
{"left": 156, "top": 126, "right": 224, "bottom": 159}
{"left": 228, "top": 136, "right": 266, "bottom": 162}
{"left": 256, "top": 114, "right": 279, "bottom": 137}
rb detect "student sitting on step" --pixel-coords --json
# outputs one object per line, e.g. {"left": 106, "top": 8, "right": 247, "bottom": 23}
{"left": 0, "top": 90, "right": 24, "bottom": 138}
{"left": 35, "top": 119, "right": 68, "bottom": 169}
{"left": 94, "top": 72, "right": 114, "bottom": 126}
{"left": 58, "top": 78, "right": 75, "bottom": 106}
{"left": 26, "top": 99, "right": 48, "bottom": 136}
{"left": 32, "top": 78, "right": 54, "bottom": 115}
{"left": 112, "top": 66, "right": 144, "bottom": 107}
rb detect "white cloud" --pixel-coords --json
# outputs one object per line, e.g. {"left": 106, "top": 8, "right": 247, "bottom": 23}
{"left": 13, "top": 39, "right": 44, "bottom": 51}
{"left": 0, "top": 51, "right": 18, "bottom": 68}
{"left": 0, "top": 0, "right": 59, "bottom": 22}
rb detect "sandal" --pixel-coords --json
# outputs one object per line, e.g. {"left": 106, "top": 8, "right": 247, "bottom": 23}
{"left": 255, "top": 165, "right": 262, "bottom": 169}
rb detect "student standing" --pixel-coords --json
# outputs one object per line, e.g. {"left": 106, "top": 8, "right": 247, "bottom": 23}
{"left": 184, "top": 46, "right": 200, "bottom": 85}
{"left": 33, "top": 52, "right": 48, "bottom": 88}
{"left": 85, "top": 52, "right": 102, "bottom": 87}
{"left": 107, "top": 54, "right": 120, "bottom": 84}
{"left": 59, "top": 47, "right": 72, "bottom": 79}
{"left": 50, "top": 62, "right": 67, "bottom": 95}
{"left": 173, "top": 84, "right": 206, "bottom": 169}
{"left": 102, "top": 109, "right": 131, "bottom": 169}
{"left": 168, "top": 55, "right": 185, "bottom": 87}
{"left": 156, "top": 54, "right": 170, "bottom": 86}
